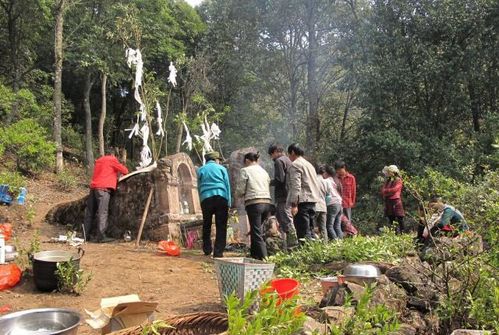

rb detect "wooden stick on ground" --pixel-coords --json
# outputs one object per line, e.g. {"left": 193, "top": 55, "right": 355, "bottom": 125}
{"left": 136, "top": 186, "right": 154, "bottom": 248}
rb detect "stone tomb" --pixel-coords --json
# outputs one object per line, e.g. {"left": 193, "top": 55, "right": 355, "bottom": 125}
{"left": 46, "top": 152, "right": 202, "bottom": 241}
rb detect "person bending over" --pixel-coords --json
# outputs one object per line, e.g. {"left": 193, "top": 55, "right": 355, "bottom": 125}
{"left": 427, "top": 196, "right": 469, "bottom": 237}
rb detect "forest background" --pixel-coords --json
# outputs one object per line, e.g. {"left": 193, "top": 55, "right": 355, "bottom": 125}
{"left": 0, "top": 0, "right": 497, "bottom": 233}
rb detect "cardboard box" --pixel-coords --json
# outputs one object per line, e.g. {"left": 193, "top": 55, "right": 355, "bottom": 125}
{"left": 85, "top": 294, "right": 158, "bottom": 334}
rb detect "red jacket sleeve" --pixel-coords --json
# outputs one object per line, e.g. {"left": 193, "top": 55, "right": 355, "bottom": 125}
{"left": 111, "top": 157, "right": 129, "bottom": 175}
{"left": 382, "top": 179, "right": 402, "bottom": 197}
{"left": 352, "top": 175, "right": 356, "bottom": 205}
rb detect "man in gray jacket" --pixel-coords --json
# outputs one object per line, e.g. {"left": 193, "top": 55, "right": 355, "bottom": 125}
{"left": 286, "top": 143, "right": 322, "bottom": 241}
{"left": 268, "top": 144, "right": 298, "bottom": 249}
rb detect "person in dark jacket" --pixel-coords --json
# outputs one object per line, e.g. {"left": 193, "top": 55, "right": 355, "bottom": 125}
{"left": 268, "top": 144, "right": 298, "bottom": 249}
{"left": 84, "top": 149, "right": 129, "bottom": 243}
{"left": 197, "top": 151, "right": 232, "bottom": 258}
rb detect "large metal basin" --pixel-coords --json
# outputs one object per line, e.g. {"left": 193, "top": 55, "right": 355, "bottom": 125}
{"left": 343, "top": 264, "right": 380, "bottom": 285}
{"left": 0, "top": 308, "right": 81, "bottom": 335}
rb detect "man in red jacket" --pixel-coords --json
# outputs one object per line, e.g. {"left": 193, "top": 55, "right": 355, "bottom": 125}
{"left": 83, "top": 149, "right": 128, "bottom": 243}
{"left": 334, "top": 160, "right": 356, "bottom": 221}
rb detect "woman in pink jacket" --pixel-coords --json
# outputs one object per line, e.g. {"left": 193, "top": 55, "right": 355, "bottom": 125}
{"left": 380, "top": 165, "right": 405, "bottom": 234}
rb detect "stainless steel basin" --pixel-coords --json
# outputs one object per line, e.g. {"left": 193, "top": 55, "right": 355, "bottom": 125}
{"left": 343, "top": 264, "right": 380, "bottom": 285}
{"left": 0, "top": 308, "right": 81, "bottom": 335}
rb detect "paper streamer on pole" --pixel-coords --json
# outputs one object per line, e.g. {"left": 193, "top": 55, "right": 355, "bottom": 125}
{"left": 168, "top": 62, "right": 177, "bottom": 87}
{"left": 125, "top": 48, "right": 153, "bottom": 168}
{"left": 155, "top": 101, "right": 165, "bottom": 137}
{"left": 182, "top": 122, "right": 193, "bottom": 151}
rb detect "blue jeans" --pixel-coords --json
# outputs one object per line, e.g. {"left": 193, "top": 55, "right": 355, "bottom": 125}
{"left": 327, "top": 204, "right": 343, "bottom": 240}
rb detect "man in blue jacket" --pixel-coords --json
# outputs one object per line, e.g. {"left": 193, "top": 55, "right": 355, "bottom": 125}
{"left": 197, "top": 151, "right": 231, "bottom": 258}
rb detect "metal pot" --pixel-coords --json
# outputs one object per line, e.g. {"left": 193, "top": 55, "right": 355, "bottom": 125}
{"left": 31, "top": 249, "right": 84, "bottom": 292}
{"left": 343, "top": 264, "right": 380, "bottom": 285}
{"left": 0, "top": 308, "right": 81, "bottom": 335}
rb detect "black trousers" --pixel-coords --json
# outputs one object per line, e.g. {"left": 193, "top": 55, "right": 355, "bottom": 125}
{"left": 201, "top": 196, "right": 229, "bottom": 257}
{"left": 294, "top": 202, "right": 316, "bottom": 240}
{"left": 83, "top": 188, "right": 111, "bottom": 239}
{"left": 387, "top": 216, "right": 405, "bottom": 234}
{"left": 246, "top": 203, "right": 271, "bottom": 260}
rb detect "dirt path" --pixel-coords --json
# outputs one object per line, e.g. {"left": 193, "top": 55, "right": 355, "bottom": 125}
{"left": 0, "top": 172, "right": 222, "bottom": 334}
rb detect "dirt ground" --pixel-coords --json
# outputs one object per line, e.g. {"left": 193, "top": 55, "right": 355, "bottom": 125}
{"left": 0, "top": 172, "right": 223, "bottom": 334}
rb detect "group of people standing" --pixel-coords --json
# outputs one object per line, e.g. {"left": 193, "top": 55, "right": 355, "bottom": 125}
{"left": 82, "top": 147, "right": 468, "bottom": 253}
{"left": 197, "top": 143, "right": 358, "bottom": 260}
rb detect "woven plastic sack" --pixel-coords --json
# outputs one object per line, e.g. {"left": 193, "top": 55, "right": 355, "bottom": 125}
{"left": 0, "top": 264, "right": 22, "bottom": 291}
{"left": 0, "top": 224, "right": 12, "bottom": 241}
{"left": 157, "top": 240, "right": 181, "bottom": 256}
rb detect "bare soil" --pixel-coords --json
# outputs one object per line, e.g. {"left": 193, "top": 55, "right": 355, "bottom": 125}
{"left": 0, "top": 169, "right": 222, "bottom": 334}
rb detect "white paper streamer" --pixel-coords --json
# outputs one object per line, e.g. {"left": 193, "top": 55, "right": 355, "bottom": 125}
{"left": 155, "top": 101, "right": 165, "bottom": 137}
{"left": 125, "top": 48, "right": 153, "bottom": 168}
{"left": 126, "top": 48, "right": 143, "bottom": 88}
{"left": 125, "top": 115, "right": 141, "bottom": 139}
{"left": 210, "top": 123, "right": 221, "bottom": 139}
{"left": 139, "top": 145, "right": 152, "bottom": 168}
{"left": 134, "top": 88, "right": 146, "bottom": 121}
{"left": 182, "top": 122, "right": 193, "bottom": 151}
{"left": 168, "top": 62, "right": 177, "bottom": 87}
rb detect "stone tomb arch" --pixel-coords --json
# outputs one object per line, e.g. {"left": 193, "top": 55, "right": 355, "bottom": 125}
{"left": 156, "top": 152, "right": 201, "bottom": 223}
{"left": 177, "top": 162, "right": 194, "bottom": 214}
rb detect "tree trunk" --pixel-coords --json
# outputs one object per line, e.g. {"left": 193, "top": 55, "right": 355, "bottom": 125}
{"left": 84, "top": 73, "right": 95, "bottom": 173}
{"left": 340, "top": 90, "right": 354, "bottom": 141}
{"left": 305, "top": 0, "right": 320, "bottom": 159}
{"left": 290, "top": 74, "right": 299, "bottom": 139}
{"left": 468, "top": 81, "right": 481, "bottom": 132}
{"left": 53, "top": 0, "right": 65, "bottom": 174}
{"left": 98, "top": 72, "right": 108, "bottom": 156}
{"left": 175, "top": 123, "right": 183, "bottom": 153}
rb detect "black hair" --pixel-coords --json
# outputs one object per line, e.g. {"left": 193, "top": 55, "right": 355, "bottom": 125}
{"left": 429, "top": 195, "right": 443, "bottom": 204}
{"left": 268, "top": 144, "right": 284, "bottom": 155}
{"left": 287, "top": 143, "right": 304, "bottom": 156}
{"left": 105, "top": 147, "right": 115, "bottom": 155}
{"left": 334, "top": 160, "right": 346, "bottom": 170}
{"left": 316, "top": 165, "right": 327, "bottom": 175}
{"left": 325, "top": 165, "right": 336, "bottom": 176}
{"left": 244, "top": 152, "right": 260, "bottom": 162}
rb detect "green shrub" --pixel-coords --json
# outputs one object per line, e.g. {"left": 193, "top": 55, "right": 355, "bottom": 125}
{"left": 55, "top": 258, "right": 92, "bottom": 295}
{"left": 0, "top": 118, "right": 56, "bottom": 173}
{"left": 268, "top": 231, "right": 415, "bottom": 278}
{"left": 226, "top": 289, "right": 306, "bottom": 335}
{"left": 0, "top": 171, "right": 27, "bottom": 198}
{"left": 330, "top": 284, "right": 400, "bottom": 335}
{"left": 56, "top": 170, "right": 79, "bottom": 191}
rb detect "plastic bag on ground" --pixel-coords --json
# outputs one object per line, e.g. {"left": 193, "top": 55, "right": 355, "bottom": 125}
{"left": 0, "top": 223, "right": 12, "bottom": 241}
{"left": 0, "top": 264, "right": 22, "bottom": 291}
{"left": 157, "top": 240, "right": 181, "bottom": 256}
